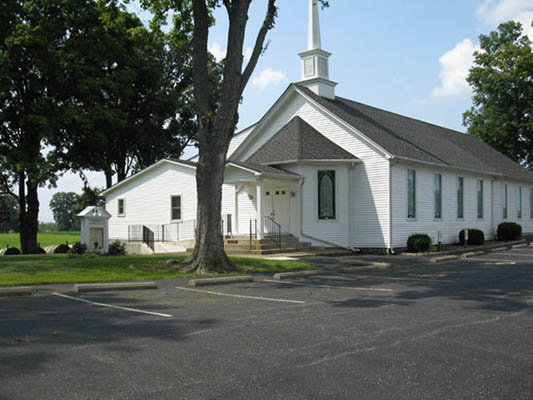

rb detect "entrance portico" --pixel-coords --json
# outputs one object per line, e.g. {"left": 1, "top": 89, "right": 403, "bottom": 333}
{"left": 224, "top": 162, "right": 301, "bottom": 240}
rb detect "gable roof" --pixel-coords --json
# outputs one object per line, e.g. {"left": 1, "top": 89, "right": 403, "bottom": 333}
{"left": 102, "top": 157, "right": 299, "bottom": 197}
{"left": 245, "top": 116, "right": 358, "bottom": 164}
{"left": 296, "top": 85, "right": 533, "bottom": 183}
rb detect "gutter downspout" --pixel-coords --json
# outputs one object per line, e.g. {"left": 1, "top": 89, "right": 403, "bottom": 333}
{"left": 491, "top": 179, "right": 495, "bottom": 240}
{"left": 299, "top": 173, "right": 351, "bottom": 250}
{"left": 389, "top": 158, "right": 395, "bottom": 254}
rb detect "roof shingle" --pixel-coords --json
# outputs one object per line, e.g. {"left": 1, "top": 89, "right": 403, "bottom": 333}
{"left": 296, "top": 85, "right": 533, "bottom": 183}
{"left": 245, "top": 116, "right": 358, "bottom": 164}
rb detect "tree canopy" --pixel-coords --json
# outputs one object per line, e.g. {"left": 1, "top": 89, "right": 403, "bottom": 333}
{"left": 464, "top": 20, "right": 533, "bottom": 168}
{"left": 49, "top": 192, "right": 80, "bottom": 231}
{"left": 56, "top": 0, "right": 202, "bottom": 187}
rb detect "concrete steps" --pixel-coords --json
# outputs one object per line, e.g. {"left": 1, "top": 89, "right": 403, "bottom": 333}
{"left": 222, "top": 234, "right": 312, "bottom": 255}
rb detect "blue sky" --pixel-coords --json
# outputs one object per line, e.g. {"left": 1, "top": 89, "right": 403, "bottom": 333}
{"left": 39, "top": 0, "right": 533, "bottom": 222}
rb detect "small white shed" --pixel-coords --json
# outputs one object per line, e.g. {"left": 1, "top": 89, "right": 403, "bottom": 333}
{"left": 77, "top": 206, "right": 112, "bottom": 253}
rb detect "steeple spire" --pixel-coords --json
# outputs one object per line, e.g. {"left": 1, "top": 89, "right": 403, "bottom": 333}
{"left": 298, "top": 0, "right": 337, "bottom": 99}
{"left": 308, "top": 0, "right": 321, "bottom": 50}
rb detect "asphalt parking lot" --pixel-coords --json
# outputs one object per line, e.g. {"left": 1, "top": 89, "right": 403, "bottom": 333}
{"left": 1, "top": 247, "right": 533, "bottom": 400}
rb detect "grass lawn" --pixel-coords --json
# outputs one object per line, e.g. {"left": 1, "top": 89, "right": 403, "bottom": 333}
{"left": 0, "top": 253, "right": 313, "bottom": 286}
{"left": 0, "top": 232, "right": 81, "bottom": 249}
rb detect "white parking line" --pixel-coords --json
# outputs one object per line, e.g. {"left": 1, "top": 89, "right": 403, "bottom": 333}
{"left": 175, "top": 286, "right": 306, "bottom": 304}
{"left": 262, "top": 279, "right": 394, "bottom": 292}
{"left": 52, "top": 293, "right": 173, "bottom": 318}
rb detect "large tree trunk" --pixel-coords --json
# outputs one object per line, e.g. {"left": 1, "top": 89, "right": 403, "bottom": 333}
{"left": 18, "top": 173, "right": 40, "bottom": 254}
{"left": 183, "top": 150, "right": 233, "bottom": 273}
{"left": 182, "top": 0, "right": 278, "bottom": 274}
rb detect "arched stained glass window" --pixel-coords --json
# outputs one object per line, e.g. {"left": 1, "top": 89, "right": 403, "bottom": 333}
{"left": 318, "top": 170, "right": 335, "bottom": 219}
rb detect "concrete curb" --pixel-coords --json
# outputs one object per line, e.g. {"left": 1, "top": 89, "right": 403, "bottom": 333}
{"left": 339, "top": 266, "right": 383, "bottom": 273}
{"left": 0, "top": 287, "right": 32, "bottom": 296}
{"left": 512, "top": 243, "right": 528, "bottom": 249}
{"left": 490, "top": 247, "right": 508, "bottom": 252}
{"left": 345, "top": 260, "right": 392, "bottom": 269}
{"left": 402, "top": 239, "right": 527, "bottom": 258}
{"left": 273, "top": 270, "right": 323, "bottom": 280}
{"left": 430, "top": 255, "right": 458, "bottom": 263}
{"left": 460, "top": 251, "right": 485, "bottom": 259}
{"left": 188, "top": 275, "right": 253, "bottom": 287}
{"left": 73, "top": 282, "right": 157, "bottom": 293}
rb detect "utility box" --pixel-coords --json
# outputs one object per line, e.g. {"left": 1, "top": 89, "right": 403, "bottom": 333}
{"left": 77, "top": 206, "right": 112, "bottom": 253}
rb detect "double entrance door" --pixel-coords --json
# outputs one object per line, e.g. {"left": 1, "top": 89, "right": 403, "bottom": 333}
{"left": 264, "top": 186, "right": 290, "bottom": 234}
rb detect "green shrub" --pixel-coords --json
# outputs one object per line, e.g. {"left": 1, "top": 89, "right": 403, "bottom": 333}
{"left": 407, "top": 234, "right": 432, "bottom": 253}
{"left": 70, "top": 242, "right": 87, "bottom": 255}
{"left": 497, "top": 222, "right": 522, "bottom": 241}
{"left": 459, "top": 229, "right": 485, "bottom": 245}
{"left": 107, "top": 240, "right": 127, "bottom": 256}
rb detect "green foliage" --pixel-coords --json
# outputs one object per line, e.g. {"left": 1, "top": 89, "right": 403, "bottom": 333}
{"left": 50, "top": 192, "right": 80, "bottom": 231}
{"left": 107, "top": 240, "right": 127, "bottom": 256}
{"left": 57, "top": 1, "right": 200, "bottom": 185}
{"left": 0, "top": 195, "right": 18, "bottom": 233}
{"left": 407, "top": 234, "right": 432, "bottom": 253}
{"left": 459, "top": 229, "right": 485, "bottom": 245}
{"left": 497, "top": 222, "right": 522, "bottom": 241}
{"left": 464, "top": 21, "right": 533, "bottom": 168}
{"left": 74, "top": 186, "right": 103, "bottom": 214}
{"left": 70, "top": 242, "right": 87, "bottom": 255}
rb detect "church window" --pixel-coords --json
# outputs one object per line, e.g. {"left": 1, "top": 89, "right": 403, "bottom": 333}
{"left": 318, "top": 170, "right": 335, "bottom": 219}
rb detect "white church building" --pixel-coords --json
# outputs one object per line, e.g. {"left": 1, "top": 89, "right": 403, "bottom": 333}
{"left": 102, "top": 0, "right": 533, "bottom": 253}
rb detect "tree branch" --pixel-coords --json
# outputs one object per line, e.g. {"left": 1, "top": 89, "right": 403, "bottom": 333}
{"left": 240, "top": 0, "right": 277, "bottom": 92}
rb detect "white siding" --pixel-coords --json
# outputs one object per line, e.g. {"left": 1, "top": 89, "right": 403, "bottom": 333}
{"left": 391, "top": 161, "right": 533, "bottom": 248}
{"left": 287, "top": 164, "right": 351, "bottom": 247}
{"left": 227, "top": 125, "right": 256, "bottom": 158}
{"left": 105, "top": 162, "right": 198, "bottom": 240}
{"left": 234, "top": 91, "right": 391, "bottom": 248}
{"left": 492, "top": 180, "right": 533, "bottom": 234}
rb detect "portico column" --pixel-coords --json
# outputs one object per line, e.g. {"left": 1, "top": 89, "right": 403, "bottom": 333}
{"left": 256, "top": 176, "right": 265, "bottom": 239}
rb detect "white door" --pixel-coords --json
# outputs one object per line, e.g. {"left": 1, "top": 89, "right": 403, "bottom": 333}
{"left": 265, "top": 187, "right": 290, "bottom": 233}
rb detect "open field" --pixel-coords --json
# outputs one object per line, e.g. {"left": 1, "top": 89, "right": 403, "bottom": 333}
{"left": 0, "top": 253, "right": 312, "bottom": 286}
{"left": 0, "top": 232, "right": 81, "bottom": 249}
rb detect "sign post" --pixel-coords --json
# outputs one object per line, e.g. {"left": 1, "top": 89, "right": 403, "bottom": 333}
{"left": 464, "top": 229, "right": 469, "bottom": 247}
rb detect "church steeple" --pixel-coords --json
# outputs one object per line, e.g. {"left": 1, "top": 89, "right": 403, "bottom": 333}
{"left": 298, "top": 0, "right": 337, "bottom": 99}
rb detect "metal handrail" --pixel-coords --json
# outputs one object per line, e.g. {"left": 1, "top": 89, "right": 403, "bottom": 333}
{"left": 264, "top": 216, "right": 282, "bottom": 249}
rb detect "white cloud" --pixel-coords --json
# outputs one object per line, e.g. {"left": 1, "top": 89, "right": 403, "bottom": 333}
{"left": 208, "top": 42, "right": 226, "bottom": 61}
{"left": 476, "top": 0, "right": 533, "bottom": 39}
{"left": 251, "top": 68, "right": 287, "bottom": 90}
{"left": 431, "top": 39, "right": 480, "bottom": 99}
